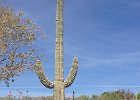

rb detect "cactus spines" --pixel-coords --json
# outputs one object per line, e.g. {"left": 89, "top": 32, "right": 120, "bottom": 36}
{"left": 34, "top": 0, "right": 78, "bottom": 100}
{"left": 64, "top": 57, "right": 78, "bottom": 88}
{"left": 34, "top": 60, "right": 54, "bottom": 89}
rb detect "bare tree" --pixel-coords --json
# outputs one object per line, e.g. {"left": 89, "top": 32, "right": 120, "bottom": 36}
{"left": 0, "top": 3, "right": 41, "bottom": 86}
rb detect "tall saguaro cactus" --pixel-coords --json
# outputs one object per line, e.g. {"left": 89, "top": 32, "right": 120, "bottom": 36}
{"left": 34, "top": 0, "right": 78, "bottom": 100}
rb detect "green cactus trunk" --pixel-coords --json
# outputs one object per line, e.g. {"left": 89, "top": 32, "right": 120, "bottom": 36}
{"left": 54, "top": 81, "right": 65, "bottom": 100}
{"left": 34, "top": 0, "right": 78, "bottom": 100}
{"left": 54, "top": 0, "right": 65, "bottom": 99}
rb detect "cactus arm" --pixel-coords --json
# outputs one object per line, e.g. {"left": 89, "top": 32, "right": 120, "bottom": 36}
{"left": 64, "top": 57, "right": 78, "bottom": 88}
{"left": 34, "top": 60, "right": 54, "bottom": 89}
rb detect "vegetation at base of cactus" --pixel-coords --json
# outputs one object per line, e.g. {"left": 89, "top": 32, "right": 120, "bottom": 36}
{"left": 0, "top": 90, "right": 138, "bottom": 100}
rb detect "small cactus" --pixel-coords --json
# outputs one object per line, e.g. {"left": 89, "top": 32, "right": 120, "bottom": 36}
{"left": 34, "top": 0, "right": 78, "bottom": 100}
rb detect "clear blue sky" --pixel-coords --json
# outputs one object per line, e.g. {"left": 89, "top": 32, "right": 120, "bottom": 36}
{"left": 1, "top": 0, "right": 140, "bottom": 97}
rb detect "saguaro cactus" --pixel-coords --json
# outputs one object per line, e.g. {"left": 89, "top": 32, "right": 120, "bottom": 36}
{"left": 34, "top": 0, "right": 78, "bottom": 100}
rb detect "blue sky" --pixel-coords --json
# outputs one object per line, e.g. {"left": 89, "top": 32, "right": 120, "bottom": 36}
{"left": 1, "top": 0, "right": 140, "bottom": 97}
